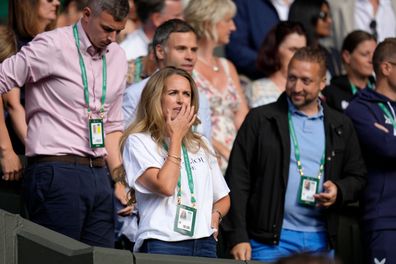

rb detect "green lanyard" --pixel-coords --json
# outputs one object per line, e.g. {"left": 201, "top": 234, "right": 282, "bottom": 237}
{"left": 288, "top": 112, "right": 325, "bottom": 179}
{"left": 350, "top": 81, "right": 373, "bottom": 95}
{"left": 163, "top": 143, "right": 196, "bottom": 207}
{"left": 72, "top": 24, "right": 107, "bottom": 118}
{"left": 134, "top": 57, "right": 143, "bottom": 83}
{"left": 378, "top": 102, "right": 396, "bottom": 130}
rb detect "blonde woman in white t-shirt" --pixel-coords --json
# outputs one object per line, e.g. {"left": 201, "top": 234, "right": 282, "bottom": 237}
{"left": 120, "top": 66, "right": 230, "bottom": 257}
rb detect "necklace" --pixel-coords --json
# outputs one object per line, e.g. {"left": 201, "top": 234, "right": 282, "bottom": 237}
{"left": 198, "top": 57, "right": 219, "bottom": 72}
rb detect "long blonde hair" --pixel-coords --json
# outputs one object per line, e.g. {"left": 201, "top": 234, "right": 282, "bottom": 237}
{"left": 120, "top": 66, "right": 208, "bottom": 155}
{"left": 116, "top": 67, "right": 211, "bottom": 200}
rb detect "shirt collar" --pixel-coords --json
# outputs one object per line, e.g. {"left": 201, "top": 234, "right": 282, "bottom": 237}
{"left": 76, "top": 21, "right": 109, "bottom": 58}
{"left": 287, "top": 97, "right": 324, "bottom": 119}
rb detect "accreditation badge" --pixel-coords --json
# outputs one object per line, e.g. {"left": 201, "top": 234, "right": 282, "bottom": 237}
{"left": 297, "top": 176, "right": 319, "bottom": 206}
{"left": 174, "top": 204, "right": 196, "bottom": 237}
{"left": 89, "top": 119, "right": 105, "bottom": 148}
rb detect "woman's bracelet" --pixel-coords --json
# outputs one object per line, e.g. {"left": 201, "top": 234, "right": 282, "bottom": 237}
{"left": 168, "top": 154, "right": 181, "bottom": 161}
{"left": 166, "top": 157, "right": 181, "bottom": 168}
{"left": 212, "top": 209, "right": 223, "bottom": 223}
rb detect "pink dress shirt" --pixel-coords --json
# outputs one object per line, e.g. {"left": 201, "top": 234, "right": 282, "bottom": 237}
{"left": 0, "top": 22, "right": 127, "bottom": 157}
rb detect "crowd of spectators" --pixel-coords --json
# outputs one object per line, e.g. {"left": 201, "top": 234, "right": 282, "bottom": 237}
{"left": 1, "top": 0, "right": 396, "bottom": 264}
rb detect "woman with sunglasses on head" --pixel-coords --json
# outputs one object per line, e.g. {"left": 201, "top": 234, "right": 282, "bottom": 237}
{"left": 121, "top": 67, "right": 230, "bottom": 257}
{"left": 288, "top": 0, "right": 342, "bottom": 81}
{"left": 323, "top": 30, "right": 377, "bottom": 112}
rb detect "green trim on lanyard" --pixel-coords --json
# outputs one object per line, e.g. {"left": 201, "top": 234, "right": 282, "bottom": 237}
{"left": 163, "top": 143, "right": 196, "bottom": 206}
{"left": 350, "top": 81, "right": 373, "bottom": 95}
{"left": 288, "top": 112, "right": 325, "bottom": 179}
{"left": 378, "top": 102, "right": 396, "bottom": 130}
{"left": 72, "top": 24, "right": 107, "bottom": 117}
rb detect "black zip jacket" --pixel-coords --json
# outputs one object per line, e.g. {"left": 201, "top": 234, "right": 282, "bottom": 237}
{"left": 222, "top": 93, "right": 367, "bottom": 249}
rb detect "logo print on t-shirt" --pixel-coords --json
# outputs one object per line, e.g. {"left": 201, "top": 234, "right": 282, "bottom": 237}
{"left": 189, "top": 156, "right": 205, "bottom": 171}
{"left": 384, "top": 115, "right": 392, "bottom": 125}
{"left": 374, "top": 258, "right": 386, "bottom": 264}
{"left": 341, "top": 100, "right": 349, "bottom": 110}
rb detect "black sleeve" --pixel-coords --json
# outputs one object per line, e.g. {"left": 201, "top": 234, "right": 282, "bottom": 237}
{"left": 222, "top": 109, "right": 259, "bottom": 247}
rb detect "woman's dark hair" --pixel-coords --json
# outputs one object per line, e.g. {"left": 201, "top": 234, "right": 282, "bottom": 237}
{"left": 257, "top": 21, "right": 307, "bottom": 76}
{"left": 341, "top": 30, "right": 376, "bottom": 54}
{"left": 134, "top": 0, "right": 165, "bottom": 23}
{"left": 288, "top": 0, "right": 329, "bottom": 46}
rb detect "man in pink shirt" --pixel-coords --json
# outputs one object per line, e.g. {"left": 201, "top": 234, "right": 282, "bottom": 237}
{"left": 0, "top": 0, "right": 130, "bottom": 247}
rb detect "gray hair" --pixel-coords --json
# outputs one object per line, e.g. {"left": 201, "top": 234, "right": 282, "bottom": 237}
{"left": 87, "top": 0, "right": 130, "bottom": 21}
{"left": 184, "top": 0, "right": 236, "bottom": 42}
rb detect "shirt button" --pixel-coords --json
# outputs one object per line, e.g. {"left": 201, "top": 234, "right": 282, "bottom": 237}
{"left": 273, "top": 240, "right": 277, "bottom": 244}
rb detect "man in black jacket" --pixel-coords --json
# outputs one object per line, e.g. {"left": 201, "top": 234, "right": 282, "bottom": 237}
{"left": 223, "top": 47, "right": 366, "bottom": 262}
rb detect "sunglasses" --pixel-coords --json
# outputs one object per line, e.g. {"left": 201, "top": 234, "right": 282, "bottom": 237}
{"left": 369, "top": 20, "right": 378, "bottom": 41}
{"left": 318, "top": 11, "right": 331, "bottom": 21}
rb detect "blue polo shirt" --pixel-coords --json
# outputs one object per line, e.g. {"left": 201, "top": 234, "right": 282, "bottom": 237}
{"left": 282, "top": 98, "right": 326, "bottom": 232}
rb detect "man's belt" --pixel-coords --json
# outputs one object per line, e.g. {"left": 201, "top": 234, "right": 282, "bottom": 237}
{"left": 27, "top": 155, "right": 106, "bottom": 168}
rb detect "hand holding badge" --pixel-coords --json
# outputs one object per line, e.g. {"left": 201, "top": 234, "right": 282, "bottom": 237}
{"left": 313, "top": 180, "right": 338, "bottom": 208}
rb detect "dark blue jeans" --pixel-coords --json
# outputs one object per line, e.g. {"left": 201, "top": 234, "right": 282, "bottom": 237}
{"left": 22, "top": 161, "right": 114, "bottom": 247}
{"left": 140, "top": 236, "right": 217, "bottom": 258}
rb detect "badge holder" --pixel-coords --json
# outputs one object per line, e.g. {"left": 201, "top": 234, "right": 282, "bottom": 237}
{"left": 174, "top": 204, "right": 197, "bottom": 237}
{"left": 89, "top": 118, "right": 105, "bottom": 148}
{"left": 297, "top": 176, "right": 319, "bottom": 206}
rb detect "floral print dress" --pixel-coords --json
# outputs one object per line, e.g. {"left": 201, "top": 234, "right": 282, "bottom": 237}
{"left": 193, "top": 58, "right": 240, "bottom": 173}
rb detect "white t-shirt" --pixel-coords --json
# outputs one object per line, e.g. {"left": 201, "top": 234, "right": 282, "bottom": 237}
{"left": 123, "top": 132, "right": 229, "bottom": 252}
